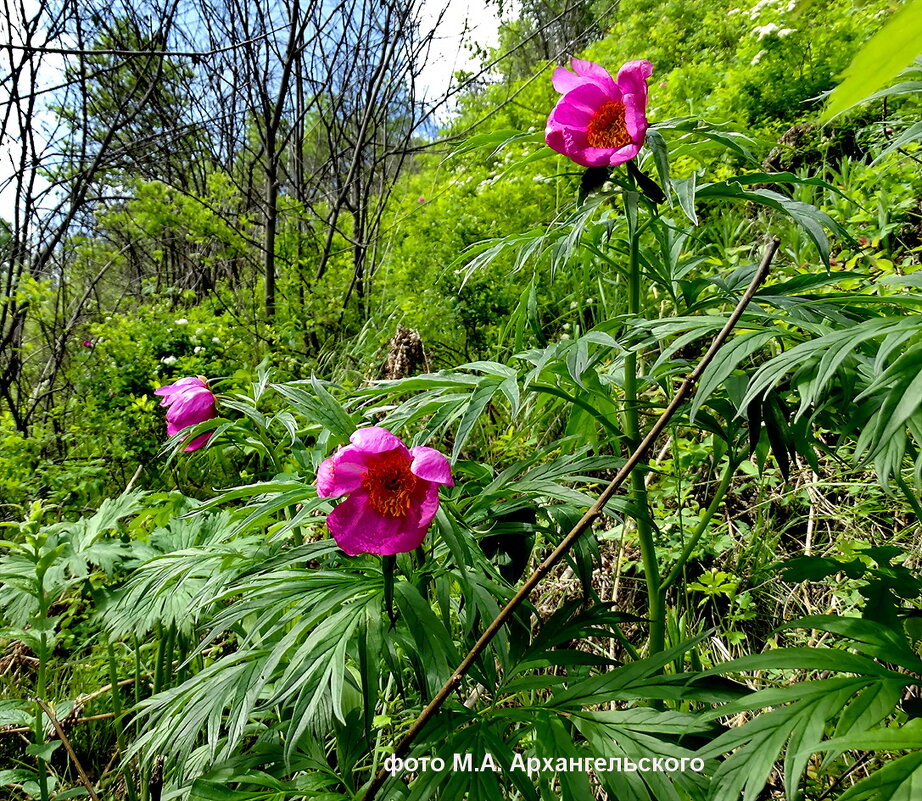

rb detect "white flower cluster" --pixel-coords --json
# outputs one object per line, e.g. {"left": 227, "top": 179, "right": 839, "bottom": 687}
{"left": 749, "top": 0, "right": 778, "bottom": 18}
{"left": 752, "top": 22, "right": 795, "bottom": 39}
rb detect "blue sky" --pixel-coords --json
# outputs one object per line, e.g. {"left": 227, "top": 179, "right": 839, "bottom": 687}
{"left": 0, "top": 0, "right": 504, "bottom": 223}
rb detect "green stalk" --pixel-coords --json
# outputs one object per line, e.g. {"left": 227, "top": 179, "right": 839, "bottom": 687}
{"left": 254, "top": 425, "right": 284, "bottom": 476}
{"left": 33, "top": 562, "right": 50, "bottom": 801}
{"left": 622, "top": 189, "right": 665, "bottom": 656}
{"left": 160, "top": 623, "right": 176, "bottom": 689}
{"left": 132, "top": 634, "right": 142, "bottom": 704}
{"left": 176, "top": 632, "right": 190, "bottom": 685}
{"left": 107, "top": 640, "right": 138, "bottom": 801}
{"left": 153, "top": 623, "right": 165, "bottom": 694}
{"left": 660, "top": 456, "right": 738, "bottom": 592}
{"left": 413, "top": 545, "right": 430, "bottom": 601}
{"left": 382, "top": 555, "right": 396, "bottom": 626}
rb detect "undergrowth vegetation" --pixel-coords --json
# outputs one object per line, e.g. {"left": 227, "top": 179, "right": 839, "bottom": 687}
{"left": 2, "top": 0, "right": 922, "bottom": 799}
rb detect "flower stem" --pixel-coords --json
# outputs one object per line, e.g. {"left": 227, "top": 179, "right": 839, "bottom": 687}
{"left": 34, "top": 565, "right": 50, "bottom": 801}
{"left": 382, "top": 555, "right": 396, "bottom": 626}
{"left": 623, "top": 189, "right": 665, "bottom": 656}
{"left": 413, "top": 545, "right": 430, "bottom": 600}
{"left": 107, "top": 640, "right": 138, "bottom": 801}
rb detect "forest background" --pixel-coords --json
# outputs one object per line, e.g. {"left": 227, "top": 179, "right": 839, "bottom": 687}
{"left": 3, "top": 0, "right": 922, "bottom": 799}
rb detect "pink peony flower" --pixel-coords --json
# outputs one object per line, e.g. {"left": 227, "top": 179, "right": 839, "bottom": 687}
{"left": 82, "top": 340, "right": 93, "bottom": 348}
{"left": 154, "top": 375, "right": 217, "bottom": 451}
{"left": 316, "top": 426, "right": 453, "bottom": 556}
{"left": 545, "top": 58, "right": 654, "bottom": 168}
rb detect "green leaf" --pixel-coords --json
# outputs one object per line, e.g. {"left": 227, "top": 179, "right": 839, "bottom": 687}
{"left": 690, "top": 330, "right": 777, "bottom": 421}
{"left": 270, "top": 380, "right": 355, "bottom": 442}
{"left": 836, "top": 751, "right": 922, "bottom": 801}
{"left": 189, "top": 780, "right": 262, "bottom": 800}
{"left": 644, "top": 129, "right": 671, "bottom": 204}
{"left": 452, "top": 379, "right": 500, "bottom": 461}
{"left": 813, "top": 718, "right": 922, "bottom": 753}
{"left": 26, "top": 741, "right": 62, "bottom": 761}
{"left": 702, "top": 647, "right": 897, "bottom": 678}
{"left": 0, "top": 770, "right": 36, "bottom": 787}
{"left": 696, "top": 181, "right": 844, "bottom": 264}
{"left": 780, "top": 615, "right": 922, "bottom": 672}
{"left": 874, "top": 120, "right": 922, "bottom": 164}
{"left": 394, "top": 580, "right": 460, "bottom": 694}
{"left": 671, "top": 174, "right": 698, "bottom": 225}
{"left": 0, "top": 700, "right": 33, "bottom": 728}
{"left": 823, "top": 0, "right": 922, "bottom": 120}
{"left": 698, "top": 679, "right": 880, "bottom": 801}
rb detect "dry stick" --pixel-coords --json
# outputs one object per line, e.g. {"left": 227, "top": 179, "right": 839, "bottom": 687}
{"left": 1, "top": 713, "right": 116, "bottom": 735}
{"left": 362, "top": 237, "right": 780, "bottom": 801}
{"left": 35, "top": 698, "right": 102, "bottom": 801}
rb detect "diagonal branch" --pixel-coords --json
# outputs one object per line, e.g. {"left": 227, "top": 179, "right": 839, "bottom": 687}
{"left": 361, "top": 236, "right": 781, "bottom": 801}
{"left": 35, "top": 698, "right": 101, "bottom": 801}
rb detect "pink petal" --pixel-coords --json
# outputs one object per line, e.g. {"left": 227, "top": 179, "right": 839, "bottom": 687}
{"left": 547, "top": 125, "right": 616, "bottom": 167}
{"left": 316, "top": 445, "right": 371, "bottom": 497}
{"left": 349, "top": 426, "right": 405, "bottom": 454}
{"left": 570, "top": 58, "right": 618, "bottom": 97}
{"left": 606, "top": 142, "right": 642, "bottom": 166}
{"left": 155, "top": 376, "right": 207, "bottom": 406}
{"left": 166, "top": 388, "right": 216, "bottom": 428}
{"left": 183, "top": 432, "right": 213, "bottom": 452}
{"left": 412, "top": 482, "right": 441, "bottom": 530}
{"left": 167, "top": 386, "right": 213, "bottom": 415}
{"left": 167, "top": 398, "right": 214, "bottom": 432}
{"left": 560, "top": 81, "right": 620, "bottom": 113}
{"left": 616, "top": 60, "right": 653, "bottom": 103}
{"left": 552, "top": 61, "right": 618, "bottom": 98}
{"left": 327, "top": 492, "right": 429, "bottom": 556}
{"left": 623, "top": 93, "right": 649, "bottom": 143}
{"left": 552, "top": 66, "right": 584, "bottom": 94}
{"left": 547, "top": 99, "right": 594, "bottom": 129}
{"left": 570, "top": 58, "right": 613, "bottom": 83}
{"left": 409, "top": 446, "right": 453, "bottom": 486}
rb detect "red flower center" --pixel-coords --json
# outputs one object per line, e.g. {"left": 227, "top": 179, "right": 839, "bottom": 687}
{"left": 362, "top": 450, "right": 420, "bottom": 518}
{"left": 586, "top": 101, "right": 631, "bottom": 149}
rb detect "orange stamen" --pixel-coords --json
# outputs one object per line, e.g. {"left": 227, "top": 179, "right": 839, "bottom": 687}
{"left": 586, "top": 101, "right": 631, "bottom": 149}
{"left": 362, "top": 450, "right": 419, "bottom": 518}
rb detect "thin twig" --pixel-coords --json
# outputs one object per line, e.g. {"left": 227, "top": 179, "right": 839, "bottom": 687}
{"left": 361, "top": 237, "right": 780, "bottom": 801}
{"left": 0, "top": 676, "right": 137, "bottom": 735}
{"left": 3, "top": 27, "right": 285, "bottom": 58}
{"left": 1, "top": 713, "right": 116, "bottom": 735}
{"left": 35, "top": 698, "right": 101, "bottom": 801}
